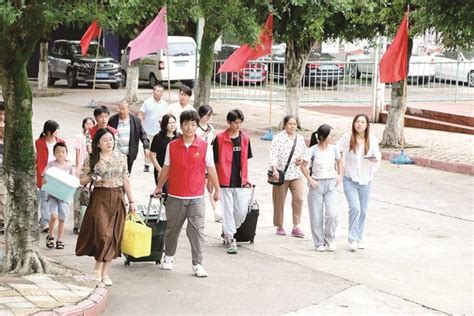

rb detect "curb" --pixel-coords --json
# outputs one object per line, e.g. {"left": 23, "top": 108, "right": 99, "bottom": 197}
{"left": 213, "top": 123, "right": 474, "bottom": 176}
{"left": 34, "top": 283, "right": 108, "bottom": 316}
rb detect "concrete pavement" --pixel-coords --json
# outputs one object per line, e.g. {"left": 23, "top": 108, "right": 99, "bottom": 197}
{"left": 0, "top": 83, "right": 472, "bottom": 314}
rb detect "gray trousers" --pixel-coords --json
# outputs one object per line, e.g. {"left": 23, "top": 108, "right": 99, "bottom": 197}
{"left": 164, "top": 196, "right": 205, "bottom": 265}
{"left": 307, "top": 178, "right": 338, "bottom": 247}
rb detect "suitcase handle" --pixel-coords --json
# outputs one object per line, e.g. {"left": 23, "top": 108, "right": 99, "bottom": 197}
{"left": 145, "top": 193, "right": 166, "bottom": 223}
{"left": 248, "top": 184, "right": 256, "bottom": 213}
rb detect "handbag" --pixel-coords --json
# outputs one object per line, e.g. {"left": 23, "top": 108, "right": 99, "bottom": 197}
{"left": 121, "top": 214, "right": 152, "bottom": 258}
{"left": 267, "top": 136, "right": 298, "bottom": 186}
{"left": 78, "top": 184, "right": 91, "bottom": 206}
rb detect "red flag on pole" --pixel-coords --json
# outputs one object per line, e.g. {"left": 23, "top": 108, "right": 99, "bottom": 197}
{"left": 80, "top": 21, "right": 101, "bottom": 56}
{"left": 218, "top": 14, "right": 273, "bottom": 73}
{"left": 379, "top": 14, "right": 409, "bottom": 83}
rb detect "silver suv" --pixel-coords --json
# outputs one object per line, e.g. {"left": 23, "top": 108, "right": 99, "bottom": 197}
{"left": 48, "top": 40, "right": 121, "bottom": 89}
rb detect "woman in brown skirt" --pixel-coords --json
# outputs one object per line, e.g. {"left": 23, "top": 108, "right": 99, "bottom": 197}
{"left": 76, "top": 128, "right": 137, "bottom": 286}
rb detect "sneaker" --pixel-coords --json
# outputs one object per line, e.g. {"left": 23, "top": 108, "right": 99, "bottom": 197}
{"left": 40, "top": 223, "right": 49, "bottom": 233}
{"left": 276, "top": 227, "right": 286, "bottom": 236}
{"left": 291, "top": 227, "right": 305, "bottom": 238}
{"left": 316, "top": 245, "right": 326, "bottom": 252}
{"left": 357, "top": 242, "right": 365, "bottom": 249}
{"left": 326, "top": 242, "right": 336, "bottom": 252}
{"left": 349, "top": 241, "right": 358, "bottom": 252}
{"left": 161, "top": 255, "right": 174, "bottom": 270}
{"left": 143, "top": 165, "right": 150, "bottom": 172}
{"left": 102, "top": 276, "right": 113, "bottom": 286}
{"left": 227, "top": 239, "right": 238, "bottom": 254}
{"left": 193, "top": 264, "right": 208, "bottom": 278}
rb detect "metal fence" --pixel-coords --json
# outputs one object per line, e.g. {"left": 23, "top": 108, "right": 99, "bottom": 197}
{"left": 209, "top": 59, "right": 474, "bottom": 103}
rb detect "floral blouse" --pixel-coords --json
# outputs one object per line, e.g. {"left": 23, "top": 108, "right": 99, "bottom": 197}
{"left": 269, "top": 130, "right": 307, "bottom": 181}
{"left": 80, "top": 151, "right": 129, "bottom": 188}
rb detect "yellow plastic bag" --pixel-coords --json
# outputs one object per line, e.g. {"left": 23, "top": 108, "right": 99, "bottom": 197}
{"left": 121, "top": 214, "right": 152, "bottom": 258}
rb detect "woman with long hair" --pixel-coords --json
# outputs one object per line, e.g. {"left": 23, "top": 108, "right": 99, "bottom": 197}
{"left": 269, "top": 115, "right": 307, "bottom": 238}
{"left": 35, "top": 120, "right": 63, "bottom": 233}
{"left": 149, "top": 114, "right": 178, "bottom": 186}
{"left": 75, "top": 128, "right": 137, "bottom": 286}
{"left": 338, "top": 114, "right": 381, "bottom": 252}
{"left": 301, "top": 124, "right": 343, "bottom": 252}
{"left": 196, "top": 105, "right": 222, "bottom": 222}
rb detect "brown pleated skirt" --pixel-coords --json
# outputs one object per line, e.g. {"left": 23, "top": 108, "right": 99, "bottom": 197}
{"left": 75, "top": 187, "right": 126, "bottom": 262}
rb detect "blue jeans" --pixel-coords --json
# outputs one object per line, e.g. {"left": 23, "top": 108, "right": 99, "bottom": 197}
{"left": 307, "top": 178, "right": 338, "bottom": 247}
{"left": 343, "top": 176, "right": 372, "bottom": 242}
{"left": 38, "top": 189, "right": 49, "bottom": 226}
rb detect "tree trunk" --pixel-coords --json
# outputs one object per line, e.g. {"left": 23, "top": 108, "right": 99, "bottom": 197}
{"left": 380, "top": 80, "right": 407, "bottom": 148}
{"left": 37, "top": 42, "right": 48, "bottom": 92}
{"left": 0, "top": 62, "right": 62, "bottom": 275}
{"left": 380, "top": 38, "right": 413, "bottom": 148}
{"left": 284, "top": 40, "right": 314, "bottom": 128}
{"left": 193, "top": 21, "right": 220, "bottom": 109}
{"left": 125, "top": 60, "right": 140, "bottom": 104}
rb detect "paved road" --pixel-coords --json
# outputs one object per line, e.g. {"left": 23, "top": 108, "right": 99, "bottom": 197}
{"left": 32, "top": 88, "right": 473, "bottom": 315}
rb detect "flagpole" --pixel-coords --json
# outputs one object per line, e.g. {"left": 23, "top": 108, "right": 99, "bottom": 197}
{"left": 167, "top": 48, "right": 171, "bottom": 101}
{"left": 269, "top": 59, "right": 273, "bottom": 128}
{"left": 89, "top": 28, "right": 102, "bottom": 108}
{"left": 402, "top": 6, "right": 409, "bottom": 148}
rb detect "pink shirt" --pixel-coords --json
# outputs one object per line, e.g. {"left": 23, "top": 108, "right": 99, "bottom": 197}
{"left": 74, "top": 133, "right": 88, "bottom": 176}
{"left": 42, "top": 160, "right": 76, "bottom": 177}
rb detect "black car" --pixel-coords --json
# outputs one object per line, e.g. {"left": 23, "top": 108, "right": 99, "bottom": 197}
{"left": 48, "top": 40, "right": 121, "bottom": 89}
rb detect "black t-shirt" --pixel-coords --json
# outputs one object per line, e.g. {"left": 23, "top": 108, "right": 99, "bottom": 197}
{"left": 213, "top": 135, "right": 253, "bottom": 188}
{"left": 150, "top": 133, "right": 177, "bottom": 181}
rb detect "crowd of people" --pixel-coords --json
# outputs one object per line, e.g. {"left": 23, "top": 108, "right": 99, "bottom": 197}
{"left": 34, "top": 84, "right": 380, "bottom": 285}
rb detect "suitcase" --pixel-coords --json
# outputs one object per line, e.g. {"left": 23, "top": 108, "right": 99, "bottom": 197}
{"left": 234, "top": 185, "right": 259, "bottom": 243}
{"left": 124, "top": 194, "right": 167, "bottom": 265}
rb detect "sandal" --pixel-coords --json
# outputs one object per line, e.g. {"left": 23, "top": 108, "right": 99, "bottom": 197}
{"left": 55, "top": 240, "right": 65, "bottom": 249}
{"left": 46, "top": 235, "right": 54, "bottom": 249}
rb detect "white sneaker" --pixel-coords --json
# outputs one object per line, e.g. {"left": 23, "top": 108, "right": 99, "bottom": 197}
{"left": 358, "top": 242, "right": 365, "bottom": 249}
{"left": 326, "top": 242, "right": 336, "bottom": 252}
{"left": 161, "top": 255, "right": 174, "bottom": 270}
{"left": 316, "top": 245, "right": 326, "bottom": 252}
{"left": 193, "top": 264, "right": 208, "bottom": 278}
{"left": 349, "top": 241, "right": 358, "bottom": 252}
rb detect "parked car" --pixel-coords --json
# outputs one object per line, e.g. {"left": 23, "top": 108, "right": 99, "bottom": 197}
{"left": 120, "top": 36, "right": 196, "bottom": 88}
{"left": 348, "top": 49, "right": 435, "bottom": 84}
{"left": 433, "top": 50, "right": 474, "bottom": 86}
{"left": 48, "top": 40, "right": 121, "bottom": 89}
{"left": 268, "top": 50, "right": 344, "bottom": 86}
{"left": 213, "top": 44, "right": 268, "bottom": 85}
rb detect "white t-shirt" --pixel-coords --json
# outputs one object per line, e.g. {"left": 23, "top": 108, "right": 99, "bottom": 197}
{"left": 46, "top": 141, "right": 56, "bottom": 163}
{"left": 116, "top": 118, "right": 131, "bottom": 155}
{"left": 337, "top": 132, "right": 381, "bottom": 185}
{"left": 139, "top": 97, "right": 168, "bottom": 135}
{"left": 304, "top": 144, "right": 340, "bottom": 179}
{"left": 167, "top": 102, "right": 196, "bottom": 133}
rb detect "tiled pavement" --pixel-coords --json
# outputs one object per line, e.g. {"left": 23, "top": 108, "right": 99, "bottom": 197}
{"left": 0, "top": 274, "right": 106, "bottom": 315}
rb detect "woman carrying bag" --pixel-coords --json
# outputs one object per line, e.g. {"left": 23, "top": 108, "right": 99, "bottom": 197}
{"left": 75, "top": 128, "right": 137, "bottom": 286}
{"left": 268, "top": 115, "right": 307, "bottom": 238}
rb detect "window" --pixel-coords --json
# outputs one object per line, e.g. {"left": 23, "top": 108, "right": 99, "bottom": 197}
{"left": 164, "top": 43, "right": 195, "bottom": 57}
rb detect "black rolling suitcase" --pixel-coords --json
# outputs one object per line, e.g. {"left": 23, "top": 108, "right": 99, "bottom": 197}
{"left": 234, "top": 185, "right": 259, "bottom": 243}
{"left": 124, "top": 194, "right": 167, "bottom": 265}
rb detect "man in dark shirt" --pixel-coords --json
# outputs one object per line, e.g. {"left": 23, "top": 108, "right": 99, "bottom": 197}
{"left": 213, "top": 109, "right": 253, "bottom": 254}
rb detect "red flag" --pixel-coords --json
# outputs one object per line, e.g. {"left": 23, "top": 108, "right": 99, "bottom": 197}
{"left": 80, "top": 21, "right": 101, "bottom": 56}
{"left": 218, "top": 14, "right": 273, "bottom": 73}
{"left": 379, "top": 14, "right": 409, "bottom": 83}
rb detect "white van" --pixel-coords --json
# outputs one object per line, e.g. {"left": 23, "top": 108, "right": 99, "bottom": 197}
{"left": 120, "top": 36, "right": 197, "bottom": 88}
